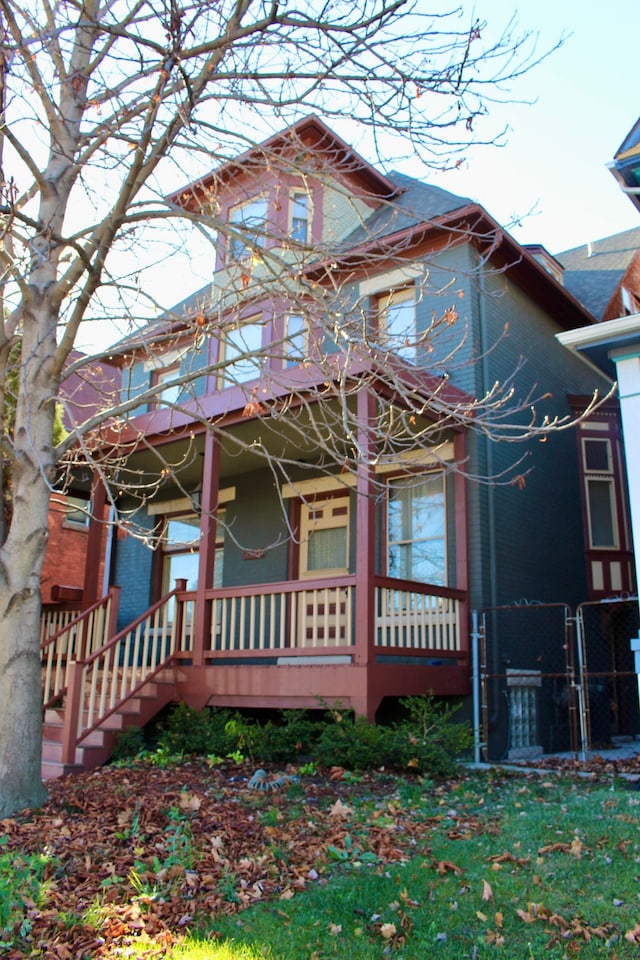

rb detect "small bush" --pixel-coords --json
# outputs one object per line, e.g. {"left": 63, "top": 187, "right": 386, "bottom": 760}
{"left": 112, "top": 726, "right": 146, "bottom": 761}
{"left": 156, "top": 703, "right": 240, "bottom": 757}
{"left": 250, "top": 711, "right": 318, "bottom": 764}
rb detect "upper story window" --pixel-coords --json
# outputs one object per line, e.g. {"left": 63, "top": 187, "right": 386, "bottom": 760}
{"left": 228, "top": 196, "right": 267, "bottom": 261}
{"left": 153, "top": 364, "right": 181, "bottom": 406}
{"left": 377, "top": 286, "right": 416, "bottom": 362}
{"left": 219, "top": 316, "right": 264, "bottom": 386}
{"left": 290, "top": 191, "right": 311, "bottom": 244}
{"left": 582, "top": 437, "right": 618, "bottom": 549}
{"left": 285, "top": 314, "right": 307, "bottom": 366}
{"left": 387, "top": 472, "right": 446, "bottom": 585}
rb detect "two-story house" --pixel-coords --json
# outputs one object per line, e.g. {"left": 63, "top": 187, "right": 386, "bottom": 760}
{"left": 41, "top": 116, "right": 627, "bottom": 776}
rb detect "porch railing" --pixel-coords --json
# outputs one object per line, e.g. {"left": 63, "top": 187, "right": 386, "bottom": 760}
{"left": 187, "top": 575, "right": 465, "bottom": 657}
{"left": 207, "top": 576, "right": 354, "bottom": 652}
{"left": 41, "top": 587, "right": 120, "bottom": 710}
{"left": 375, "top": 577, "right": 465, "bottom": 652}
{"left": 60, "top": 582, "right": 193, "bottom": 764}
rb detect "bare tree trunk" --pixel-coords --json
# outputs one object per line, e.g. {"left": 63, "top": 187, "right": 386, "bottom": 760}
{"left": 0, "top": 299, "right": 56, "bottom": 815}
{"left": 0, "top": 590, "right": 47, "bottom": 815}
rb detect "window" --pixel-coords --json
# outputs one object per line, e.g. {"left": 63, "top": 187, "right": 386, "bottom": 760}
{"left": 582, "top": 438, "right": 618, "bottom": 548}
{"left": 387, "top": 473, "right": 446, "bottom": 585}
{"left": 162, "top": 515, "right": 200, "bottom": 594}
{"left": 220, "top": 318, "right": 264, "bottom": 385}
{"left": 228, "top": 196, "right": 267, "bottom": 260}
{"left": 299, "top": 497, "right": 349, "bottom": 578}
{"left": 378, "top": 286, "right": 416, "bottom": 361}
{"left": 64, "top": 495, "right": 90, "bottom": 529}
{"left": 153, "top": 364, "right": 180, "bottom": 406}
{"left": 290, "top": 191, "right": 310, "bottom": 244}
{"left": 286, "top": 314, "right": 307, "bottom": 365}
{"left": 161, "top": 512, "right": 225, "bottom": 595}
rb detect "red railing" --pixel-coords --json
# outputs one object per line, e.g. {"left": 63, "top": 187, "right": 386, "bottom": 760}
{"left": 41, "top": 587, "right": 120, "bottom": 710}
{"left": 60, "top": 581, "right": 191, "bottom": 765}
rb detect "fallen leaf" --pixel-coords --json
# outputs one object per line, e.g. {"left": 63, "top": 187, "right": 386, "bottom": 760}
{"left": 179, "top": 792, "right": 202, "bottom": 812}
{"left": 329, "top": 798, "right": 353, "bottom": 818}
{"left": 380, "top": 923, "right": 397, "bottom": 939}
{"left": 482, "top": 879, "right": 493, "bottom": 901}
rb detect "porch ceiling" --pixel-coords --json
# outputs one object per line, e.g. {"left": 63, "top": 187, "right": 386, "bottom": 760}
{"left": 96, "top": 395, "right": 444, "bottom": 508}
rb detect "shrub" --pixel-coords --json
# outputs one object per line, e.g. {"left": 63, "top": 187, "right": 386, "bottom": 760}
{"left": 156, "top": 703, "right": 240, "bottom": 758}
{"left": 118, "top": 696, "right": 471, "bottom": 777}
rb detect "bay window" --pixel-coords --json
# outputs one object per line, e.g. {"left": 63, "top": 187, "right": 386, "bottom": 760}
{"left": 229, "top": 196, "right": 267, "bottom": 261}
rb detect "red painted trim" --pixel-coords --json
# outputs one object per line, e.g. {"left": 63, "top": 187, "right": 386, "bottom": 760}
{"left": 193, "top": 430, "right": 220, "bottom": 664}
{"left": 82, "top": 478, "right": 107, "bottom": 604}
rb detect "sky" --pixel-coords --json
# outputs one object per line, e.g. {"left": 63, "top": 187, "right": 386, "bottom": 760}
{"left": 78, "top": 0, "right": 640, "bottom": 351}
{"left": 424, "top": 0, "right": 640, "bottom": 255}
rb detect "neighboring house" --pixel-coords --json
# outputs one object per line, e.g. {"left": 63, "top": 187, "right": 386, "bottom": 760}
{"left": 608, "top": 117, "right": 640, "bottom": 216}
{"left": 42, "top": 116, "right": 627, "bottom": 776}
{"left": 544, "top": 228, "right": 640, "bottom": 600}
{"left": 557, "top": 117, "right": 640, "bottom": 717}
{"left": 559, "top": 226, "right": 640, "bottom": 323}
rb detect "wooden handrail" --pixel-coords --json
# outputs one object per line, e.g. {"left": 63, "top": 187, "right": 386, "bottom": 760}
{"left": 41, "top": 587, "right": 121, "bottom": 711}
{"left": 60, "top": 580, "right": 188, "bottom": 765}
{"left": 41, "top": 586, "right": 120, "bottom": 652}
{"left": 79, "top": 581, "right": 185, "bottom": 669}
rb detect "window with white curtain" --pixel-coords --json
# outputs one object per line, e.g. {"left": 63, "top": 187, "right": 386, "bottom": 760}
{"left": 387, "top": 473, "right": 446, "bottom": 585}
{"left": 583, "top": 437, "right": 618, "bottom": 549}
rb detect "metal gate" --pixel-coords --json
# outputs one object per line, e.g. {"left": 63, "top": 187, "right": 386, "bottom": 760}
{"left": 477, "top": 597, "right": 639, "bottom": 762}
{"left": 576, "top": 597, "right": 640, "bottom": 750}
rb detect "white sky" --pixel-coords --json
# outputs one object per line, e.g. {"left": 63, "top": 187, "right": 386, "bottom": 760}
{"left": 80, "top": 1, "right": 640, "bottom": 351}
{"left": 428, "top": 0, "right": 640, "bottom": 254}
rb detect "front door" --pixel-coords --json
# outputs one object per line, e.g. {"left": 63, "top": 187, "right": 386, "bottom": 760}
{"left": 297, "top": 496, "right": 350, "bottom": 647}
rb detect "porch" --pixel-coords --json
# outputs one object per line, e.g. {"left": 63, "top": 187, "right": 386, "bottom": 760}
{"left": 40, "top": 574, "right": 469, "bottom": 777}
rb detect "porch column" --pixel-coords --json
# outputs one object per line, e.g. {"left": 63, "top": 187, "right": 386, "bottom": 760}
{"left": 193, "top": 427, "right": 220, "bottom": 666}
{"left": 354, "top": 386, "right": 376, "bottom": 680}
{"left": 82, "top": 476, "right": 107, "bottom": 605}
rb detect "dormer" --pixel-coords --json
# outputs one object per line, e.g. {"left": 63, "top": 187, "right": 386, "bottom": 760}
{"left": 169, "top": 116, "right": 399, "bottom": 274}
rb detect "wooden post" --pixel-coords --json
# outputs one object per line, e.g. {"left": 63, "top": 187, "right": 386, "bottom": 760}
{"left": 61, "top": 661, "right": 83, "bottom": 766}
{"left": 82, "top": 477, "right": 107, "bottom": 605}
{"left": 173, "top": 578, "right": 188, "bottom": 654}
{"left": 107, "top": 585, "right": 121, "bottom": 641}
{"left": 354, "top": 386, "right": 376, "bottom": 674}
{"left": 193, "top": 430, "right": 220, "bottom": 665}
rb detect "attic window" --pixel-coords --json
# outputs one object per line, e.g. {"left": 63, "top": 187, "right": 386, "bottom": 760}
{"left": 228, "top": 196, "right": 267, "bottom": 261}
{"left": 620, "top": 285, "right": 636, "bottom": 316}
{"left": 290, "top": 191, "right": 310, "bottom": 244}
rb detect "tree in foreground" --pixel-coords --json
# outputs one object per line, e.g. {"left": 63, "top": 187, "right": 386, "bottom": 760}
{"left": 0, "top": 0, "right": 588, "bottom": 816}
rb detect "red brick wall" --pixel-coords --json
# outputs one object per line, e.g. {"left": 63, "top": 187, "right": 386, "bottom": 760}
{"left": 40, "top": 495, "right": 108, "bottom": 603}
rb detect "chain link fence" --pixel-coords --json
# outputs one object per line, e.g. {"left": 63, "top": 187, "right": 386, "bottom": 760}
{"left": 477, "top": 597, "right": 639, "bottom": 762}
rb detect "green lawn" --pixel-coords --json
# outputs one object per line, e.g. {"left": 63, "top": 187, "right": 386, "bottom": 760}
{"left": 2, "top": 764, "right": 640, "bottom": 958}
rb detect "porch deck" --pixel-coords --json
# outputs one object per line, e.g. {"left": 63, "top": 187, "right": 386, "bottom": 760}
{"left": 40, "top": 574, "right": 470, "bottom": 777}
{"left": 171, "top": 575, "right": 469, "bottom": 718}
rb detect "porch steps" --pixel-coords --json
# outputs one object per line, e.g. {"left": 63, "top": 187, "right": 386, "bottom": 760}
{"left": 41, "top": 673, "right": 177, "bottom": 780}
